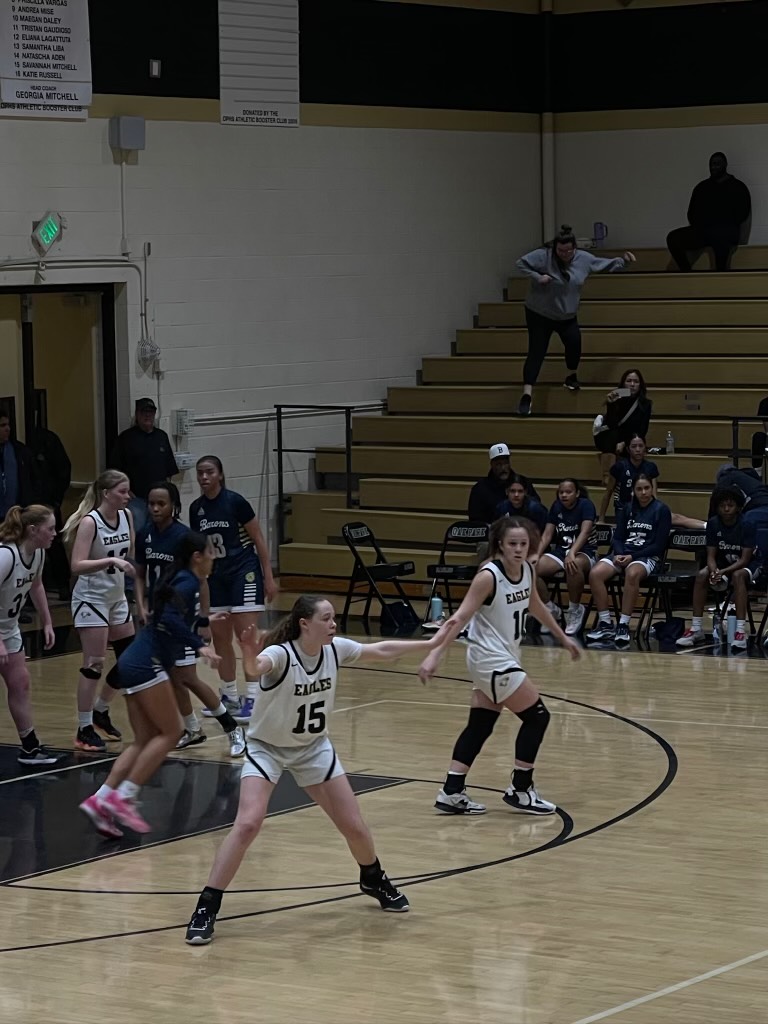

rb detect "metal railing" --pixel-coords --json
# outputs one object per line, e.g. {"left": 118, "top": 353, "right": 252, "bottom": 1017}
{"left": 275, "top": 402, "right": 383, "bottom": 547}
{"left": 730, "top": 416, "right": 767, "bottom": 472}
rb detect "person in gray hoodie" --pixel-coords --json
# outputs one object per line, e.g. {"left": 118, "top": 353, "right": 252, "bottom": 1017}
{"left": 515, "top": 225, "right": 636, "bottom": 416}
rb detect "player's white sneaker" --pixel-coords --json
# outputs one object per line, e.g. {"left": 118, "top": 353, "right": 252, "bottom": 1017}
{"left": 434, "top": 789, "right": 487, "bottom": 815}
{"left": 228, "top": 727, "right": 246, "bottom": 757}
{"left": 564, "top": 604, "right": 585, "bottom": 635}
{"left": 502, "top": 786, "right": 556, "bottom": 815}
{"left": 676, "top": 628, "right": 706, "bottom": 648}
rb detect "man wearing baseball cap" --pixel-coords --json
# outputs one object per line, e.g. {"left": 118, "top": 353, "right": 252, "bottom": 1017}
{"left": 467, "top": 443, "right": 539, "bottom": 524}
{"left": 108, "top": 398, "right": 179, "bottom": 533}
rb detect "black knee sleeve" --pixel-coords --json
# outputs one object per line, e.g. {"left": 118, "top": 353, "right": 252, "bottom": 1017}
{"left": 105, "top": 636, "right": 133, "bottom": 688}
{"left": 452, "top": 707, "right": 500, "bottom": 768}
{"left": 514, "top": 698, "right": 550, "bottom": 765}
{"left": 79, "top": 667, "right": 102, "bottom": 680}
{"left": 111, "top": 636, "right": 133, "bottom": 659}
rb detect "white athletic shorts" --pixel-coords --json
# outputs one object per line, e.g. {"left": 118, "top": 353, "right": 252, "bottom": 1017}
{"left": 241, "top": 735, "right": 345, "bottom": 789}
{"left": 599, "top": 556, "right": 658, "bottom": 578}
{"left": 466, "top": 646, "right": 528, "bottom": 705}
{"left": 72, "top": 597, "right": 131, "bottom": 629}
{"left": 542, "top": 551, "right": 596, "bottom": 572}
{"left": 174, "top": 646, "right": 197, "bottom": 668}
{"left": 0, "top": 630, "right": 23, "bottom": 656}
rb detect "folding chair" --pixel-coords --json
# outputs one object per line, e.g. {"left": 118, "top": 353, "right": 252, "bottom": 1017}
{"left": 639, "top": 528, "right": 706, "bottom": 644}
{"left": 340, "top": 522, "right": 417, "bottom": 634}
{"left": 423, "top": 521, "right": 489, "bottom": 626}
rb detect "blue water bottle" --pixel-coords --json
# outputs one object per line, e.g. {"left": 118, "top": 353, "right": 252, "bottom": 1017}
{"left": 429, "top": 597, "right": 443, "bottom": 622}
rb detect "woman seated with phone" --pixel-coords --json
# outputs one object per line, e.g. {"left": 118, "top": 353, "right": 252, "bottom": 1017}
{"left": 593, "top": 369, "right": 653, "bottom": 522}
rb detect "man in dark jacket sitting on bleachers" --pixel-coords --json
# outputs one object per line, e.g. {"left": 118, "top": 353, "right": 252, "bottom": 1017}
{"left": 467, "top": 443, "right": 539, "bottom": 524}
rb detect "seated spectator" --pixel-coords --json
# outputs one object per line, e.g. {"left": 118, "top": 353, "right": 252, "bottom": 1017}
{"left": 666, "top": 152, "right": 751, "bottom": 272}
{"left": 598, "top": 434, "right": 659, "bottom": 523}
{"left": 586, "top": 475, "right": 671, "bottom": 649}
{"left": 467, "top": 443, "right": 539, "bottom": 524}
{"left": 495, "top": 475, "right": 547, "bottom": 533}
{"left": 677, "top": 487, "right": 758, "bottom": 652}
{"left": 750, "top": 395, "right": 768, "bottom": 469}
{"left": 534, "top": 478, "right": 596, "bottom": 637}
{"left": 594, "top": 369, "right": 652, "bottom": 498}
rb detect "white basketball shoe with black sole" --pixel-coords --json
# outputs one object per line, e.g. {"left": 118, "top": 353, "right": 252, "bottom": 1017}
{"left": 435, "top": 789, "right": 487, "bottom": 814}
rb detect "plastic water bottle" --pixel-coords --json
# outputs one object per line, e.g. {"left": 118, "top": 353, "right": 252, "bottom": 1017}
{"left": 429, "top": 596, "right": 443, "bottom": 622}
{"left": 666, "top": 431, "right": 675, "bottom": 455}
{"left": 727, "top": 613, "right": 737, "bottom": 647}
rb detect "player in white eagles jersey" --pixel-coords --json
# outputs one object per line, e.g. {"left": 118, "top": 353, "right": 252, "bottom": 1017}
{"left": 63, "top": 470, "right": 137, "bottom": 754}
{"left": 420, "top": 516, "right": 580, "bottom": 816}
{"left": 0, "top": 505, "right": 61, "bottom": 765}
{"left": 185, "top": 594, "right": 443, "bottom": 945}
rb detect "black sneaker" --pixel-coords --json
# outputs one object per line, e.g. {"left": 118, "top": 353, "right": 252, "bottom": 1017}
{"left": 517, "top": 393, "right": 532, "bottom": 417}
{"left": 17, "top": 746, "right": 61, "bottom": 766}
{"left": 185, "top": 905, "right": 217, "bottom": 944}
{"left": 586, "top": 621, "right": 615, "bottom": 643}
{"left": 360, "top": 874, "right": 410, "bottom": 912}
{"left": 614, "top": 622, "right": 631, "bottom": 649}
{"left": 93, "top": 708, "right": 122, "bottom": 741}
{"left": 564, "top": 374, "right": 581, "bottom": 391}
{"left": 75, "top": 725, "right": 106, "bottom": 752}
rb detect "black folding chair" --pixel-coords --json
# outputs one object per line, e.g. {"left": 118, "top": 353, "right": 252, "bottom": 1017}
{"left": 340, "top": 522, "right": 417, "bottom": 634}
{"left": 639, "top": 528, "right": 706, "bottom": 643}
{"left": 423, "top": 521, "right": 489, "bottom": 626}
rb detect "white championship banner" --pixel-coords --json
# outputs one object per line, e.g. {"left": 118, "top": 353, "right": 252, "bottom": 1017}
{"left": 0, "top": 0, "right": 90, "bottom": 119}
{"left": 219, "top": 0, "right": 299, "bottom": 127}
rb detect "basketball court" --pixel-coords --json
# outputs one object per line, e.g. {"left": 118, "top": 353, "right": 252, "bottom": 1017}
{"left": 1, "top": 634, "right": 765, "bottom": 1023}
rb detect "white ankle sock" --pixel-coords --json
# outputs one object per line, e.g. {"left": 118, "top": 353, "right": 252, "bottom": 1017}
{"left": 598, "top": 611, "right": 611, "bottom": 624}
{"left": 93, "top": 697, "right": 110, "bottom": 713}
{"left": 96, "top": 784, "right": 113, "bottom": 801}
{"left": 183, "top": 714, "right": 200, "bottom": 733}
{"left": 78, "top": 711, "right": 93, "bottom": 728}
{"left": 692, "top": 617, "right": 703, "bottom": 632}
{"left": 246, "top": 681, "right": 259, "bottom": 700}
{"left": 221, "top": 681, "right": 238, "bottom": 702}
{"left": 619, "top": 614, "right": 631, "bottom": 625}
{"left": 117, "top": 780, "right": 140, "bottom": 801}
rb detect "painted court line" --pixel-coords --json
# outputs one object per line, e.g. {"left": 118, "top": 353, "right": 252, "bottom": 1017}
{"left": 0, "top": 756, "right": 114, "bottom": 786}
{"left": 569, "top": 947, "right": 768, "bottom": 1024}
{"left": 380, "top": 699, "right": 768, "bottom": 730}
{"left": 333, "top": 700, "right": 387, "bottom": 714}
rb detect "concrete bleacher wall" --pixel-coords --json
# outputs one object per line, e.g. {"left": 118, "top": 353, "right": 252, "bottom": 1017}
{"left": 0, "top": 114, "right": 541, "bottom": 552}
{"left": 554, "top": 122, "right": 768, "bottom": 249}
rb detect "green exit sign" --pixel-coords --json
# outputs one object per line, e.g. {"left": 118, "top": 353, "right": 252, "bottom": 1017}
{"left": 31, "top": 211, "right": 63, "bottom": 256}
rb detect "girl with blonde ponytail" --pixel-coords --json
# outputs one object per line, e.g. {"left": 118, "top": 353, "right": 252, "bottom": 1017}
{"left": 0, "top": 504, "right": 60, "bottom": 765}
{"left": 67, "top": 470, "right": 136, "bottom": 753}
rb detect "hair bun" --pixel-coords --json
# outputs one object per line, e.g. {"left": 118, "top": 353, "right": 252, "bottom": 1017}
{"left": 560, "top": 224, "right": 573, "bottom": 234}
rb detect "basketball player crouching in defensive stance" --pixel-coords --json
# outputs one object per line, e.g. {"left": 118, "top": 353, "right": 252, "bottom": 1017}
{"left": 185, "top": 595, "right": 443, "bottom": 944}
{"left": 419, "top": 516, "right": 580, "bottom": 815}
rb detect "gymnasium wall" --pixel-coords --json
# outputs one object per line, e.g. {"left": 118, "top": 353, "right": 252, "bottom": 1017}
{"left": 549, "top": 0, "right": 768, "bottom": 246}
{"left": 0, "top": 1, "right": 544, "bottom": 542}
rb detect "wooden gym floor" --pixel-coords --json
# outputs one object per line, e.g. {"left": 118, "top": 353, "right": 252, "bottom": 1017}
{"left": 1, "top": 630, "right": 767, "bottom": 1024}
